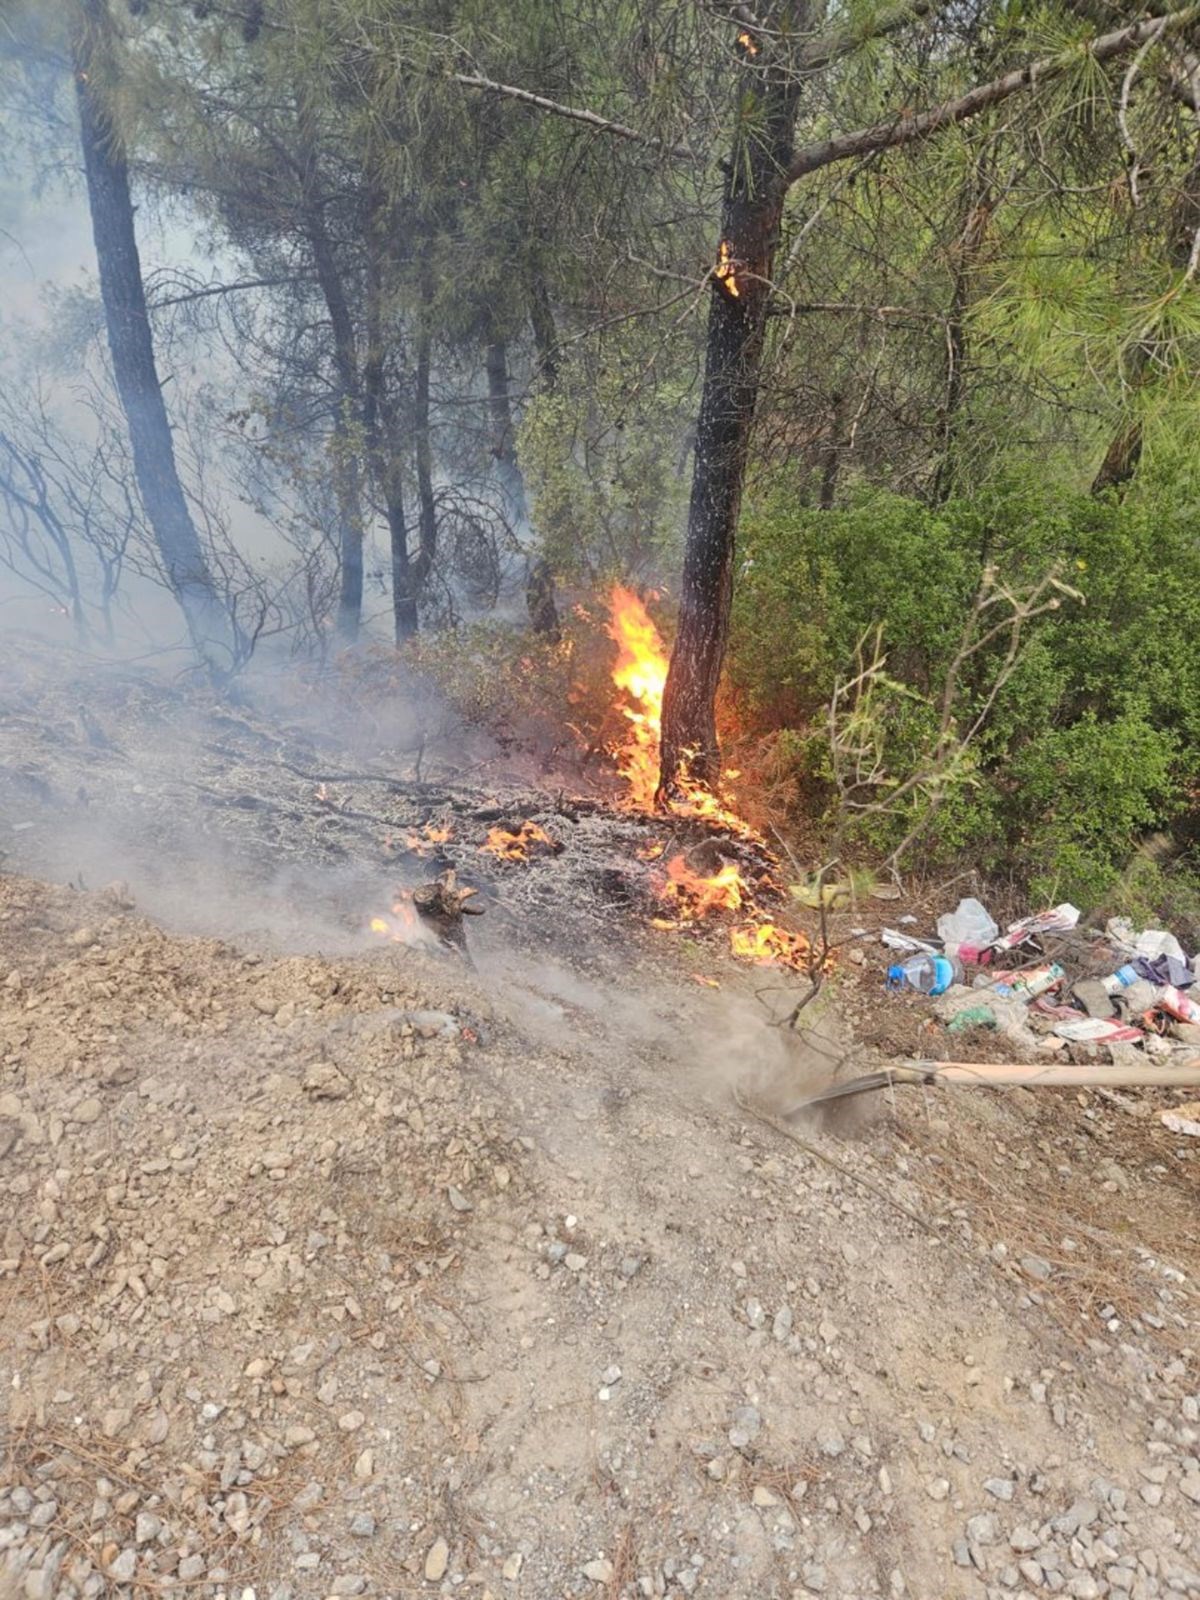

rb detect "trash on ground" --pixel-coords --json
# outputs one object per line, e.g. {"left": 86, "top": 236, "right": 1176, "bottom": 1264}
{"left": 1161, "top": 1102, "right": 1200, "bottom": 1137}
{"left": 884, "top": 894, "right": 1200, "bottom": 1070}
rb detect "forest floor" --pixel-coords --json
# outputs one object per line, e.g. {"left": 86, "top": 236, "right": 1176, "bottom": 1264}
{"left": 1, "top": 640, "right": 1199, "bottom": 1600}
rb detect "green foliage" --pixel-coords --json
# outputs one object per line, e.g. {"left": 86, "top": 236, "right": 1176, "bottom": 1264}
{"left": 729, "top": 474, "right": 1200, "bottom": 906}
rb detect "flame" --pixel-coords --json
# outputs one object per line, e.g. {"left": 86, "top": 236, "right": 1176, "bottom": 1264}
{"left": 369, "top": 893, "right": 422, "bottom": 943}
{"left": 737, "top": 29, "right": 759, "bottom": 54}
{"left": 730, "top": 921, "right": 813, "bottom": 970}
{"left": 607, "top": 586, "right": 668, "bottom": 810}
{"left": 480, "top": 819, "right": 553, "bottom": 862}
{"left": 660, "top": 853, "right": 745, "bottom": 919}
{"left": 692, "top": 973, "right": 721, "bottom": 989}
{"left": 715, "top": 240, "right": 740, "bottom": 298}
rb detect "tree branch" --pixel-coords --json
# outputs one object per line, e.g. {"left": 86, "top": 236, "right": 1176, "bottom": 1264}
{"left": 788, "top": 6, "right": 1200, "bottom": 182}
{"left": 451, "top": 72, "right": 697, "bottom": 160}
{"left": 796, "top": 0, "right": 949, "bottom": 73}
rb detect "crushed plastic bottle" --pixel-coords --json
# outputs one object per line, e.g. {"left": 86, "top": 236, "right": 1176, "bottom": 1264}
{"left": 1100, "top": 964, "right": 1139, "bottom": 995}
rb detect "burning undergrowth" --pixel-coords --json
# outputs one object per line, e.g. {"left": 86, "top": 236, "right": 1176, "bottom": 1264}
{"left": 367, "top": 587, "right": 821, "bottom": 979}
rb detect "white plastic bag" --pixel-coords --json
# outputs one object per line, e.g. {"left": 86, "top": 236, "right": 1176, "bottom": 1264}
{"left": 937, "top": 897, "right": 999, "bottom": 953}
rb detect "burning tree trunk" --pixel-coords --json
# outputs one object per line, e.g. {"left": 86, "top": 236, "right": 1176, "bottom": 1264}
{"left": 658, "top": 21, "right": 805, "bottom": 794}
{"left": 71, "top": 0, "right": 231, "bottom": 673}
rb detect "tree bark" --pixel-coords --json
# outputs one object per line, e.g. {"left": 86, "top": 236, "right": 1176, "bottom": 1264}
{"left": 932, "top": 181, "right": 994, "bottom": 503}
{"left": 414, "top": 321, "right": 438, "bottom": 591}
{"left": 529, "top": 263, "right": 559, "bottom": 388}
{"left": 485, "top": 336, "right": 529, "bottom": 527}
{"left": 658, "top": 12, "right": 806, "bottom": 794}
{"left": 304, "top": 192, "right": 366, "bottom": 642}
{"left": 362, "top": 214, "right": 416, "bottom": 643}
{"left": 71, "top": 0, "right": 231, "bottom": 672}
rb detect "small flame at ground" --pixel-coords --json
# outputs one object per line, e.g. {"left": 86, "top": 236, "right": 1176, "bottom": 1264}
{"left": 405, "top": 822, "right": 454, "bottom": 856}
{"left": 730, "top": 922, "right": 813, "bottom": 970}
{"left": 369, "top": 894, "right": 422, "bottom": 943}
{"left": 480, "top": 820, "right": 554, "bottom": 862}
{"left": 660, "top": 853, "right": 745, "bottom": 919}
{"left": 737, "top": 29, "right": 759, "bottom": 54}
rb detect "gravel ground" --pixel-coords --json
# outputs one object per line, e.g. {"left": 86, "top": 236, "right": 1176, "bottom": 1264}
{"left": 1, "top": 648, "right": 1199, "bottom": 1600}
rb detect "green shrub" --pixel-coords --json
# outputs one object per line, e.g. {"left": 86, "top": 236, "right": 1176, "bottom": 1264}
{"left": 728, "top": 475, "right": 1200, "bottom": 906}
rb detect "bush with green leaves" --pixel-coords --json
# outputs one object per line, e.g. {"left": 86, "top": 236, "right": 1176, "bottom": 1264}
{"left": 728, "top": 475, "right": 1200, "bottom": 907}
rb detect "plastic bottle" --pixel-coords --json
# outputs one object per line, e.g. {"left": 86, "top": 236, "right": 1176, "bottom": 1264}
{"left": 886, "top": 953, "right": 963, "bottom": 997}
{"left": 1100, "top": 964, "right": 1139, "bottom": 995}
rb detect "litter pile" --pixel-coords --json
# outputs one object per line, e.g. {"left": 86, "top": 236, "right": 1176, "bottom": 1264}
{"left": 883, "top": 897, "right": 1200, "bottom": 1060}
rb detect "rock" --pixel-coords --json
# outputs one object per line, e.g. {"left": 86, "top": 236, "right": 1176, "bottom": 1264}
{"left": 927, "top": 1478, "right": 951, "bottom": 1501}
{"left": 425, "top": 1538, "right": 450, "bottom": 1582}
{"left": 752, "top": 1486, "right": 780, "bottom": 1507}
{"left": 502, "top": 1553, "right": 523, "bottom": 1581}
{"left": 107, "top": 1549, "right": 137, "bottom": 1583}
{"left": 338, "top": 1410, "right": 365, "bottom": 1433}
{"left": 1020, "top": 1255, "right": 1053, "bottom": 1282}
{"left": 447, "top": 1186, "right": 473, "bottom": 1213}
{"left": 706, "top": 1457, "right": 727, "bottom": 1481}
{"left": 619, "top": 1256, "right": 643, "bottom": 1279}
{"left": 817, "top": 1428, "right": 845, "bottom": 1459}
{"left": 564, "top": 1253, "right": 587, "bottom": 1272}
{"left": 729, "top": 1404, "right": 761, "bottom": 1450}
{"left": 349, "top": 1513, "right": 375, "bottom": 1538}
{"left": 302, "top": 1062, "right": 350, "bottom": 1100}
{"left": 73, "top": 1098, "right": 103, "bottom": 1125}
{"left": 583, "top": 1559, "right": 614, "bottom": 1584}
{"left": 967, "top": 1512, "right": 1000, "bottom": 1544}
{"left": 178, "top": 1556, "right": 205, "bottom": 1581}
{"left": 601, "top": 1365, "right": 622, "bottom": 1386}
{"left": 1179, "top": 1474, "right": 1200, "bottom": 1504}
{"left": 772, "top": 1306, "right": 793, "bottom": 1341}
{"left": 984, "top": 1477, "right": 1015, "bottom": 1501}
{"left": 353, "top": 1450, "right": 374, "bottom": 1480}
{"left": 135, "top": 1512, "right": 162, "bottom": 1543}
{"left": 330, "top": 1578, "right": 366, "bottom": 1597}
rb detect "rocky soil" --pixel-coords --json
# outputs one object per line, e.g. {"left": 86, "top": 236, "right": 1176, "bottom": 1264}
{"left": 1, "top": 650, "right": 1199, "bottom": 1600}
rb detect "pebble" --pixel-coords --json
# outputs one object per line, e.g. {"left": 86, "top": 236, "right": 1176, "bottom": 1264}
{"left": 926, "top": 1478, "right": 951, "bottom": 1501}
{"left": 108, "top": 1549, "right": 137, "bottom": 1583}
{"left": 729, "top": 1404, "right": 761, "bottom": 1449}
{"left": 135, "top": 1512, "right": 162, "bottom": 1543}
{"left": 73, "top": 1098, "right": 103, "bottom": 1124}
{"left": 1179, "top": 1473, "right": 1200, "bottom": 1504}
{"left": 565, "top": 1252, "right": 587, "bottom": 1271}
{"left": 502, "top": 1553, "right": 523, "bottom": 1580}
{"left": 338, "top": 1410, "right": 365, "bottom": 1433}
{"left": 583, "top": 1558, "right": 614, "bottom": 1583}
{"left": 1021, "top": 1255, "right": 1053, "bottom": 1281}
{"left": 817, "top": 1428, "right": 845, "bottom": 1459}
{"left": 349, "top": 1512, "right": 375, "bottom": 1538}
{"left": 984, "top": 1476, "right": 1015, "bottom": 1501}
{"left": 425, "top": 1538, "right": 449, "bottom": 1582}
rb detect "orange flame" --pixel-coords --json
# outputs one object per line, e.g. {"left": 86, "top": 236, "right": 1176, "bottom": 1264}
{"left": 737, "top": 29, "right": 759, "bottom": 54}
{"left": 369, "top": 893, "right": 423, "bottom": 944}
{"left": 607, "top": 586, "right": 668, "bottom": 810}
{"left": 715, "top": 240, "right": 740, "bottom": 298}
{"left": 404, "top": 822, "right": 454, "bottom": 856}
{"left": 480, "top": 819, "right": 553, "bottom": 862}
{"left": 660, "top": 853, "right": 745, "bottom": 919}
{"left": 730, "top": 922, "right": 813, "bottom": 971}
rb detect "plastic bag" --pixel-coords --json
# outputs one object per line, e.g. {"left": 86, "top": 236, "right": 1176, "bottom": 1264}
{"left": 936, "top": 897, "right": 999, "bottom": 954}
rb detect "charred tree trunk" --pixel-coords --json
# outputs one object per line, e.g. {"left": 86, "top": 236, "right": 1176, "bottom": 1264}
{"left": 71, "top": 0, "right": 230, "bottom": 672}
{"left": 658, "top": 21, "right": 805, "bottom": 794}
{"left": 1092, "top": 141, "right": 1200, "bottom": 496}
{"left": 485, "top": 336, "right": 529, "bottom": 527}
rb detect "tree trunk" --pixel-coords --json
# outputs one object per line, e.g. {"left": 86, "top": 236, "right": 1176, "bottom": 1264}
{"left": 304, "top": 188, "right": 366, "bottom": 642}
{"left": 932, "top": 188, "right": 993, "bottom": 504}
{"left": 529, "top": 263, "right": 559, "bottom": 388}
{"left": 658, "top": 20, "right": 805, "bottom": 795}
{"left": 362, "top": 216, "right": 416, "bottom": 643}
{"left": 485, "top": 336, "right": 529, "bottom": 527}
{"left": 71, "top": 0, "right": 230, "bottom": 672}
{"left": 413, "top": 322, "right": 438, "bottom": 590}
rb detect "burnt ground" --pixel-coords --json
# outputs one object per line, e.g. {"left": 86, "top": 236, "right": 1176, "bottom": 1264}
{"left": 1, "top": 639, "right": 1199, "bottom": 1600}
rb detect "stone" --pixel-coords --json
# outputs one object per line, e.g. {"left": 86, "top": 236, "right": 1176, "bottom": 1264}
{"left": 752, "top": 1486, "right": 780, "bottom": 1507}
{"left": 984, "top": 1477, "right": 1015, "bottom": 1502}
{"left": 564, "top": 1252, "right": 587, "bottom": 1271}
{"left": 1179, "top": 1474, "right": 1200, "bottom": 1505}
{"left": 135, "top": 1512, "right": 162, "bottom": 1543}
{"left": 927, "top": 1478, "right": 951, "bottom": 1501}
{"left": 178, "top": 1555, "right": 205, "bottom": 1581}
{"left": 425, "top": 1538, "right": 450, "bottom": 1582}
{"left": 817, "top": 1428, "right": 845, "bottom": 1459}
{"left": 729, "top": 1404, "right": 762, "bottom": 1449}
{"left": 967, "top": 1512, "right": 1000, "bottom": 1545}
{"left": 349, "top": 1513, "right": 375, "bottom": 1538}
{"left": 447, "top": 1186, "right": 473, "bottom": 1213}
{"left": 583, "top": 1559, "right": 614, "bottom": 1584}
{"left": 1021, "top": 1255, "right": 1053, "bottom": 1281}
{"left": 73, "top": 1098, "right": 103, "bottom": 1125}
{"left": 502, "top": 1553, "right": 523, "bottom": 1581}
{"left": 302, "top": 1062, "right": 350, "bottom": 1100}
{"left": 108, "top": 1549, "right": 137, "bottom": 1583}
{"left": 338, "top": 1410, "right": 365, "bottom": 1433}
